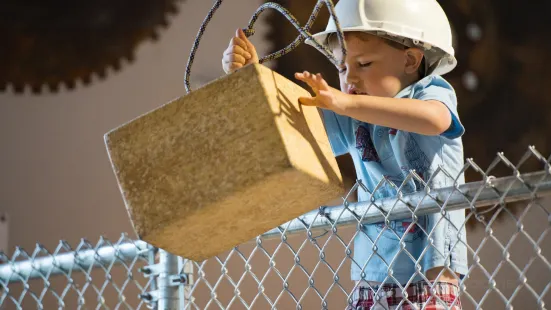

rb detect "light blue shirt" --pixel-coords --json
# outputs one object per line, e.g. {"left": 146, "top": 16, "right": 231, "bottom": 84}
{"left": 321, "top": 75, "right": 468, "bottom": 284}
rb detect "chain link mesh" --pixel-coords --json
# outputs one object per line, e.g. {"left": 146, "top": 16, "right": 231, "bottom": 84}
{"left": 0, "top": 235, "right": 156, "bottom": 309}
{"left": 0, "top": 146, "right": 549, "bottom": 309}
{"left": 178, "top": 146, "right": 550, "bottom": 309}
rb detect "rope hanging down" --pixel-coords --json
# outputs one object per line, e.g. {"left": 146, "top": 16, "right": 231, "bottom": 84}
{"left": 184, "top": 0, "right": 348, "bottom": 93}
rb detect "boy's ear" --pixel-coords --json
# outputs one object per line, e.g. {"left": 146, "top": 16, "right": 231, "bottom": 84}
{"left": 404, "top": 48, "right": 424, "bottom": 75}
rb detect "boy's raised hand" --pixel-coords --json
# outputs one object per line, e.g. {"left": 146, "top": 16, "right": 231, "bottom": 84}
{"left": 295, "top": 71, "right": 350, "bottom": 115}
{"left": 222, "top": 28, "right": 259, "bottom": 74}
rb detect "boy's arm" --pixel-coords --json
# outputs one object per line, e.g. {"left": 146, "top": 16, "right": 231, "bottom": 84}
{"left": 297, "top": 72, "right": 452, "bottom": 137}
{"left": 342, "top": 96, "right": 452, "bottom": 136}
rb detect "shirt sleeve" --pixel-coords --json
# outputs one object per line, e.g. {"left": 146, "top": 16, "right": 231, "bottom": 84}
{"left": 415, "top": 76, "right": 465, "bottom": 140}
{"left": 319, "top": 108, "right": 349, "bottom": 156}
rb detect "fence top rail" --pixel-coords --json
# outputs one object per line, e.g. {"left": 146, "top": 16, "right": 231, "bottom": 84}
{"left": 262, "top": 169, "right": 551, "bottom": 239}
{"left": 0, "top": 239, "right": 149, "bottom": 284}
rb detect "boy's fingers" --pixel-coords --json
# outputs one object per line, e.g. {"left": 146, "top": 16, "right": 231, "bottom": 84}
{"left": 237, "top": 28, "right": 248, "bottom": 41}
{"left": 225, "top": 45, "right": 251, "bottom": 59}
{"left": 222, "top": 58, "right": 243, "bottom": 66}
{"left": 304, "top": 80, "right": 318, "bottom": 93}
{"left": 318, "top": 74, "right": 330, "bottom": 91}
{"left": 315, "top": 73, "right": 324, "bottom": 83}
{"left": 295, "top": 72, "right": 309, "bottom": 81}
{"left": 295, "top": 73, "right": 320, "bottom": 93}
{"left": 222, "top": 53, "right": 235, "bottom": 64}
{"left": 297, "top": 71, "right": 315, "bottom": 79}
{"left": 313, "top": 73, "right": 327, "bottom": 88}
{"left": 227, "top": 62, "right": 243, "bottom": 71}
{"left": 230, "top": 37, "right": 249, "bottom": 54}
{"left": 297, "top": 71, "right": 314, "bottom": 82}
{"left": 312, "top": 73, "right": 320, "bottom": 84}
{"left": 245, "top": 39, "right": 257, "bottom": 58}
{"left": 237, "top": 28, "right": 257, "bottom": 53}
{"left": 223, "top": 53, "right": 246, "bottom": 64}
{"left": 294, "top": 73, "right": 310, "bottom": 84}
{"left": 298, "top": 96, "right": 319, "bottom": 107}
{"left": 306, "top": 72, "right": 322, "bottom": 92}
{"left": 236, "top": 28, "right": 259, "bottom": 63}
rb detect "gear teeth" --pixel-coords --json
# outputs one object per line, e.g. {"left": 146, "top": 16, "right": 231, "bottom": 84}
{"left": 167, "top": 2, "right": 179, "bottom": 14}
{"left": 64, "top": 80, "right": 76, "bottom": 90}
{"left": 81, "top": 74, "right": 92, "bottom": 86}
{"left": 31, "top": 84, "right": 42, "bottom": 94}
{"left": 97, "top": 68, "right": 107, "bottom": 80}
{"left": 1, "top": 0, "right": 186, "bottom": 94}
{"left": 48, "top": 83, "right": 59, "bottom": 93}
{"left": 150, "top": 30, "right": 160, "bottom": 41}
{"left": 160, "top": 17, "right": 169, "bottom": 28}
{"left": 14, "top": 84, "right": 25, "bottom": 94}
{"left": 111, "top": 59, "right": 122, "bottom": 71}
{"left": 124, "top": 52, "right": 136, "bottom": 63}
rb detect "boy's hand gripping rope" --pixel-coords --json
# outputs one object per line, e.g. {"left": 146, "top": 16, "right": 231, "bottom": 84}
{"left": 184, "top": 0, "right": 348, "bottom": 93}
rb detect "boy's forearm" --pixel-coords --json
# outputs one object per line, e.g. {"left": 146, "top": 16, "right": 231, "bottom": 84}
{"left": 341, "top": 95, "right": 452, "bottom": 136}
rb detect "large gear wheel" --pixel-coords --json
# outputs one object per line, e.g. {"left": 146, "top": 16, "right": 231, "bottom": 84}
{"left": 0, "top": 0, "right": 184, "bottom": 94}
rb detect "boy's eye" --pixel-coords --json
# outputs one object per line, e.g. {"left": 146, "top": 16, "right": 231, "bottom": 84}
{"left": 359, "top": 62, "right": 372, "bottom": 67}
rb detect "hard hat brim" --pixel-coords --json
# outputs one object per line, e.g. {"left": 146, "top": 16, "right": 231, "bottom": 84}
{"left": 305, "top": 27, "right": 457, "bottom": 76}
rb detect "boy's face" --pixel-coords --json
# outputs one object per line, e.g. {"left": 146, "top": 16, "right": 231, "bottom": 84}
{"left": 332, "top": 32, "right": 420, "bottom": 98}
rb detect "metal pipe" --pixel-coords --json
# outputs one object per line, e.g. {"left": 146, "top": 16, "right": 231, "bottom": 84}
{"left": 261, "top": 170, "right": 551, "bottom": 239}
{"left": 156, "top": 250, "right": 179, "bottom": 310}
{"left": 0, "top": 240, "right": 149, "bottom": 283}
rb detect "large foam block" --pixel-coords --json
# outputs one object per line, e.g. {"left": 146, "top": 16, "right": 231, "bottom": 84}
{"left": 104, "top": 64, "right": 344, "bottom": 261}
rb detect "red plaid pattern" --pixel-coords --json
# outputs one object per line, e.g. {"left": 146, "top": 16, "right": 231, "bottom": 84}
{"left": 347, "top": 281, "right": 462, "bottom": 310}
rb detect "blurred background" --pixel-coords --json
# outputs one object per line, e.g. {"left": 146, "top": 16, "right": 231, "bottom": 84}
{"left": 0, "top": 0, "right": 549, "bottom": 309}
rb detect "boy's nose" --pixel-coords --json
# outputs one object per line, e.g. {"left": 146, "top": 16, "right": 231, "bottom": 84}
{"left": 344, "top": 70, "right": 360, "bottom": 85}
{"left": 343, "top": 67, "right": 360, "bottom": 84}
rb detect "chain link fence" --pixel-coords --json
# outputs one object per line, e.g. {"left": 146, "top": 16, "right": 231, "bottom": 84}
{"left": 0, "top": 236, "right": 156, "bottom": 309}
{"left": 1, "top": 146, "right": 550, "bottom": 309}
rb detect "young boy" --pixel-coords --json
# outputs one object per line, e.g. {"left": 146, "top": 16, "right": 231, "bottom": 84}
{"left": 222, "top": 0, "right": 467, "bottom": 308}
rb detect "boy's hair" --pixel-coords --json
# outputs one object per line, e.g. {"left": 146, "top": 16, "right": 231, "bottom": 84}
{"left": 326, "top": 32, "right": 427, "bottom": 79}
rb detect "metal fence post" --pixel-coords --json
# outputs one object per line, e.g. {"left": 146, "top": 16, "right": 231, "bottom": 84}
{"left": 156, "top": 249, "right": 180, "bottom": 310}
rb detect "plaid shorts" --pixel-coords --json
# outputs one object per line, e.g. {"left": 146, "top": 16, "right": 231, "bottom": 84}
{"left": 347, "top": 281, "right": 462, "bottom": 310}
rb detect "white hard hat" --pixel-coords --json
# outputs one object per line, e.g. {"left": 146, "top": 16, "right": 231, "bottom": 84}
{"left": 305, "top": 0, "right": 457, "bottom": 76}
